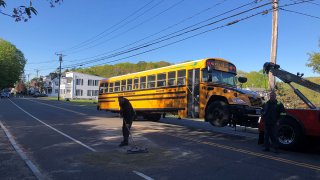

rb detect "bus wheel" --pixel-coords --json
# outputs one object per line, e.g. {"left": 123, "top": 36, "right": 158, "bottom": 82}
{"left": 206, "top": 101, "right": 229, "bottom": 127}
{"left": 278, "top": 117, "right": 303, "bottom": 150}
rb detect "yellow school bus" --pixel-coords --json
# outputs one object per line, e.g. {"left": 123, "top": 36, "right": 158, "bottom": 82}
{"left": 98, "top": 58, "right": 263, "bottom": 127}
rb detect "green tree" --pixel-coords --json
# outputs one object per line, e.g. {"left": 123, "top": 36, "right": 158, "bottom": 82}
{"left": 0, "top": 0, "right": 62, "bottom": 22}
{"left": 306, "top": 40, "right": 320, "bottom": 74}
{"left": 75, "top": 61, "right": 171, "bottom": 78}
{"left": 0, "top": 38, "right": 26, "bottom": 89}
{"left": 240, "top": 70, "right": 268, "bottom": 89}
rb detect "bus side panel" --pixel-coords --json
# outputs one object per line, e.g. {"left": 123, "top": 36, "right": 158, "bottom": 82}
{"left": 99, "top": 87, "right": 187, "bottom": 114}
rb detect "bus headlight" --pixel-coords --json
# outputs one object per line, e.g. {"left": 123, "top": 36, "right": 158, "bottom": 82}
{"left": 232, "top": 97, "right": 247, "bottom": 105}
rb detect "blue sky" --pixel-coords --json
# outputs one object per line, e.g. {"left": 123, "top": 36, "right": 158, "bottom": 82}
{"left": 1, "top": 0, "right": 319, "bottom": 79}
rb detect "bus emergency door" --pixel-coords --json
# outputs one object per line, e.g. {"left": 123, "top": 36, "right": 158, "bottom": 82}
{"left": 187, "top": 68, "right": 200, "bottom": 118}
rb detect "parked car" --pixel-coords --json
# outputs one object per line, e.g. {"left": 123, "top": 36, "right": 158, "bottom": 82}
{"left": 33, "top": 92, "right": 48, "bottom": 97}
{"left": 1, "top": 92, "right": 10, "bottom": 98}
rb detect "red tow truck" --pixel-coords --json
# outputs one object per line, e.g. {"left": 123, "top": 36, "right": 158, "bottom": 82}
{"left": 259, "top": 62, "right": 320, "bottom": 149}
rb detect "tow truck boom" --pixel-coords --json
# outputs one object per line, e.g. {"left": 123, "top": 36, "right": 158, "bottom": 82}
{"left": 263, "top": 62, "right": 320, "bottom": 109}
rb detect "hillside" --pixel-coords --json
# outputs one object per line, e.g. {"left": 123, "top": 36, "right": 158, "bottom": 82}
{"left": 277, "top": 77, "right": 320, "bottom": 107}
{"left": 74, "top": 61, "right": 172, "bottom": 78}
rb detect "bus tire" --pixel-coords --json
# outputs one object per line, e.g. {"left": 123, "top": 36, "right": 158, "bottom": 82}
{"left": 278, "top": 117, "right": 304, "bottom": 150}
{"left": 206, "top": 101, "right": 229, "bottom": 127}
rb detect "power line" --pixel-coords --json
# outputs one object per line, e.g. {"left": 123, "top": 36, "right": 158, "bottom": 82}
{"left": 62, "top": 1, "right": 272, "bottom": 68}
{"left": 64, "top": 0, "right": 230, "bottom": 63}
{"left": 69, "top": 9, "right": 272, "bottom": 70}
{"left": 63, "top": 0, "right": 262, "bottom": 66}
{"left": 63, "top": 0, "right": 314, "bottom": 69}
{"left": 59, "top": 0, "right": 164, "bottom": 54}
{"left": 279, "top": 7, "right": 320, "bottom": 19}
{"left": 26, "top": 60, "right": 56, "bottom": 65}
{"left": 67, "top": 0, "right": 309, "bottom": 65}
{"left": 66, "top": 0, "right": 184, "bottom": 55}
{"left": 290, "top": 0, "right": 320, "bottom": 7}
{"left": 57, "top": 0, "right": 158, "bottom": 53}
{"left": 30, "top": 0, "right": 316, "bottom": 72}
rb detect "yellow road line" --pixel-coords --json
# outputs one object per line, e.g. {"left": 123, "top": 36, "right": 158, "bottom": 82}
{"left": 164, "top": 133, "right": 320, "bottom": 171}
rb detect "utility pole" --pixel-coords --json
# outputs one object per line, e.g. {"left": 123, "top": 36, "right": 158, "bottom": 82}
{"left": 269, "top": 0, "right": 279, "bottom": 91}
{"left": 35, "top": 69, "right": 40, "bottom": 78}
{"left": 27, "top": 74, "right": 30, "bottom": 83}
{"left": 55, "top": 53, "right": 65, "bottom": 101}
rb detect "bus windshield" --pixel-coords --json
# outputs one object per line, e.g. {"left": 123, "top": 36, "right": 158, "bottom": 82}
{"left": 203, "top": 69, "right": 236, "bottom": 86}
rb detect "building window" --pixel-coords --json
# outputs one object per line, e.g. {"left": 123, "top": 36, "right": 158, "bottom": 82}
{"left": 76, "top": 79, "right": 83, "bottom": 85}
{"left": 94, "top": 80, "right": 99, "bottom": 86}
{"left": 88, "top": 79, "right": 93, "bottom": 86}
{"left": 66, "top": 89, "right": 71, "bottom": 94}
{"left": 76, "top": 89, "right": 83, "bottom": 96}
{"left": 55, "top": 89, "right": 59, "bottom": 93}
{"left": 93, "top": 90, "right": 99, "bottom": 96}
{"left": 67, "top": 79, "right": 72, "bottom": 84}
{"left": 87, "top": 90, "right": 92, "bottom": 96}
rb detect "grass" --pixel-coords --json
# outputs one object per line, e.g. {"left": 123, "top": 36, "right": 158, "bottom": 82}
{"left": 41, "top": 97, "right": 98, "bottom": 106}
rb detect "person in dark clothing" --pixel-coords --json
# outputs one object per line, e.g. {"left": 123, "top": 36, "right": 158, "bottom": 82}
{"left": 118, "top": 96, "right": 135, "bottom": 147}
{"left": 262, "top": 91, "right": 286, "bottom": 152}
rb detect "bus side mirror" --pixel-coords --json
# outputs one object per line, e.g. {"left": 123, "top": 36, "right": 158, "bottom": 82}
{"left": 238, "top": 77, "right": 247, "bottom": 84}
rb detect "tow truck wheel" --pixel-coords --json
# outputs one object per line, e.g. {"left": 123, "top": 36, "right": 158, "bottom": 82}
{"left": 278, "top": 117, "right": 303, "bottom": 150}
{"left": 206, "top": 101, "right": 229, "bottom": 127}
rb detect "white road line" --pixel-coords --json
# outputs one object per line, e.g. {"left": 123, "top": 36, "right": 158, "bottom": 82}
{"left": 24, "top": 98, "right": 87, "bottom": 116}
{"left": 133, "top": 171, "right": 154, "bottom": 180}
{"left": 0, "top": 121, "right": 44, "bottom": 180}
{"left": 9, "top": 99, "right": 96, "bottom": 152}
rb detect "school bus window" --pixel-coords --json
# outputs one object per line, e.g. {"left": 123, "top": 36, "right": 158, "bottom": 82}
{"left": 147, "top": 75, "right": 156, "bottom": 88}
{"left": 109, "top": 82, "right": 114, "bottom": 93}
{"left": 195, "top": 68, "right": 200, "bottom": 84}
{"left": 127, "top": 79, "right": 133, "bottom": 91}
{"left": 157, "top": 73, "right": 166, "bottom": 87}
{"left": 114, "top": 81, "right": 120, "bottom": 92}
{"left": 121, "top": 80, "right": 126, "bottom": 91}
{"left": 177, "top": 70, "right": 186, "bottom": 85}
{"left": 140, "top": 76, "right": 146, "bottom": 89}
{"left": 102, "top": 82, "right": 108, "bottom": 94}
{"left": 99, "top": 83, "right": 106, "bottom": 94}
{"left": 168, "top": 71, "right": 176, "bottom": 86}
{"left": 202, "top": 69, "right": 209, "bottom": 82}
{"left": 133, "top": 78, "right": 139, "bottom": 89}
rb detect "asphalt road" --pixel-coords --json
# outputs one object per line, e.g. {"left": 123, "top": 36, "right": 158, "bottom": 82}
{"left": 0, "top": 97, "right": 319, "bottom": 180}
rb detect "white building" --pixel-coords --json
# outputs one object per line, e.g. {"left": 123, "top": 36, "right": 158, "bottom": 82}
{"left": 46, "top": 72, "right": 105, "bottom": 100}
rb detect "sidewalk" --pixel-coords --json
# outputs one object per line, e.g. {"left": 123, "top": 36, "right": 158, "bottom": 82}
{"left": 0, "top": 126, "right": 36, "bottom": 180}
